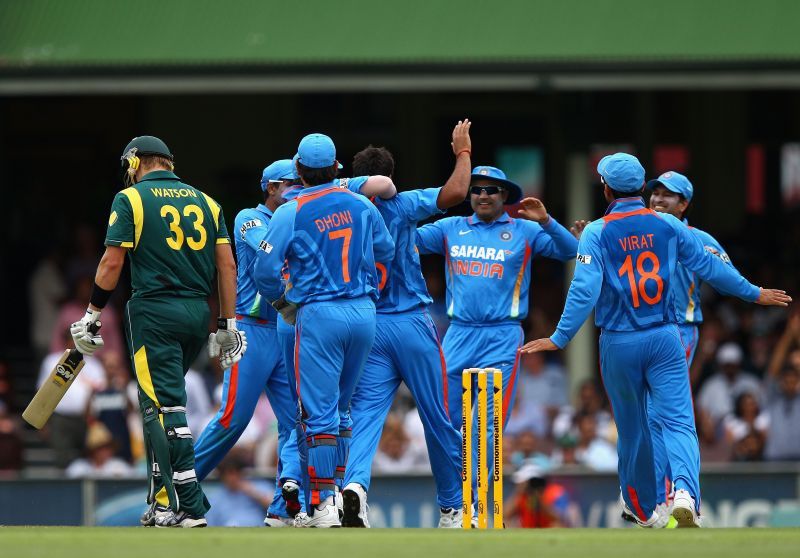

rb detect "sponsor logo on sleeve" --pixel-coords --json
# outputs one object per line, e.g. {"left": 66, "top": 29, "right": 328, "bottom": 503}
{"left": 577, "top": 253, "right": 592, "bottom": 264}
{"left": 239, "top": 219, "right": 263, "bottom": 239}
{"left": 258, "top": 240, "right": 273, "bottom": 254}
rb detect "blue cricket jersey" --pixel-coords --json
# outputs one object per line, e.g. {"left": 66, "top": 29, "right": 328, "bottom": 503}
{"left": 252, "top": 182, "right": 395, "bottom": 304}
{"left": 416, "top": 212, "right": 577, "bottom": 323}
{"left": 550, "top": 198, "right": 760, "bottom": 348}
{"left": 233, "top": 204, "right": 278, "bottom": 323}
{"left": 674, "top": 223, "right": 733, "bottom": 324}
{"left": 373, "top": 187, "right": 444, "bottom": 313}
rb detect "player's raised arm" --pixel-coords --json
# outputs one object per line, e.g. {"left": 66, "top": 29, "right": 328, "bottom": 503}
{"left": 415, "top": 219, "right": 448, "bottom": 255}
{"left": 518, "top": 197, "right": 578, "bottom": 261}
{"left": 436, "top": 119, "right": 472, "bottom": 209}
{"left": 359, "top": 175, "right": 397, "bottom": 199}
{"left": 672, "top": 215, "right": 791, "bottom": 306}
{"left": 520, "top": 222, "right": 604, "bottom": 353}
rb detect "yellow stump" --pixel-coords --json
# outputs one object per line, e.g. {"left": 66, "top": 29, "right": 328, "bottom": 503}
{"left": 461, "top": 369, "right": 473, "bottom": 529}
{"left": 477, "top": 370, "right": 488, "bottom": 529}
{"left": 492, "top": 369, "right": 504, "bottom": 529}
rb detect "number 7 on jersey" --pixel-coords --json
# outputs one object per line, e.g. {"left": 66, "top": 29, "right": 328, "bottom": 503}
{"left": 329, "top": 227, "right": 352, "bottom": 283}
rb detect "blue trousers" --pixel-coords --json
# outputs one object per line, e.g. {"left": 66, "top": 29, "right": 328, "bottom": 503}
{"left": 193, "top": 319, "right": 301, "bottom": 518}
{"left": 600, "top": 324, "right": 700, "bottom": 522}
{"left": 294, "top": 297, "right": 376, "bottom": 507}
{"left": 442, "top": 321, "right": 523, "bottom": 497}
{"left": 347, "top": 309, "right": 461, "bottom": 509}
{"left": 648, "top": 323, "right": 700, "bottom": 505}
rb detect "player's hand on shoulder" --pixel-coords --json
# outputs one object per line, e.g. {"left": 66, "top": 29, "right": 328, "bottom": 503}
{"left": 570, "top": 220, "right": 590, "bottom": 240}
{"left": 518, "top": 338, "right": 558, "bottom": 354}
{"left": 518, "top": 198, "right": 549, "bottom": 225}
{"left": 70, "top": 309, "right": 103, "bottom": 356}
{"left": 208, "top": 318, "right": 248, "bottom": 368}
{"left": 756, "top": 288, "right": 792, "bottom": 307}
{"left": 451, "top": 119, "right": 472, "bottom": 155}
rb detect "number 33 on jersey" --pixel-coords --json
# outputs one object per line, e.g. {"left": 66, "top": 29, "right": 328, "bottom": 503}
{"left": 105, "top": 170, "right": 230, "bottom": 299}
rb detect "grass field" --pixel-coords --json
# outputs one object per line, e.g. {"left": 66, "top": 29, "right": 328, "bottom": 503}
{"left": 2, "top": 528, "right": 800, "bottom": 558}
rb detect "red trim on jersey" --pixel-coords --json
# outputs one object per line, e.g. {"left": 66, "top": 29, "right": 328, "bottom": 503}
{"left": 436, "top": 339, "right": 449, "bottom": 415}
{"left": 294, "top": 322, "right": 302, "bottom": 403}
{"left": 601, "top": 208, "right": 657, "bottom": 224}
{"left": 219, "top": 362, "right": 239, "bottom": 429}
{"left": 295, "top": 186, "right": 350, "bottom": 211}
{"left": 627, "top": 485, "right": 648, "bottom": 522}
{"left": 502, "top": 346, "right": 522, "bottom": 425}
{"left": 235, "top": 314, "right": 269, "bottom": 324}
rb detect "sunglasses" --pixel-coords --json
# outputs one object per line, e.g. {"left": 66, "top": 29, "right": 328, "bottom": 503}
{"left": 470, "top": 185, "right": 504, "bottom": 196}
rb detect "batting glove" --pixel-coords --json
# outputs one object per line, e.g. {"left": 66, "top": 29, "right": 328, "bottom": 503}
{"left": 208, "top": 318, "right": 247, "bottom": 368}
{"left": 70, "top": 309, "right": 104, "bottom": 356}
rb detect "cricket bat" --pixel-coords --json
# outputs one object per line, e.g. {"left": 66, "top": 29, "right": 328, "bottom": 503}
{"left": 23, "top": 321, "right": 100, "bottom": 429}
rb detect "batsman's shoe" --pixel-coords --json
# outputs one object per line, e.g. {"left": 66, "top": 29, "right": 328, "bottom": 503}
{"left": 154, "top": 510, "right": 207, "bottom": 528}
{"left": 264, "top": 513, "right": 294, "bottom": 527}
{"left": 342, "top": 482, "right": 370, "bottom": 528}
{"left": 438, "top": 507, "right": 463, "bottom": 528}
{"left": 293, "top": 504, "right": 341, "bottom": 528}
{"left": 281, "top": 479, "right": 302, "bottom": 518}
{"left": 140, "top": 502, "right": 169, "bottom": 527}
{"left": 672, "top": 489, "right": 701, "bottom": 528}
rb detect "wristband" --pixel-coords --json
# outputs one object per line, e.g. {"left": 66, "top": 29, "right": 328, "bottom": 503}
{"left": 218, "top": 317, "right": 236, "bottom": 330}
{"left": 456, "top": 149, "right": 471, "bottom": 158}
{"left": 90, "top": 282, "right": 113, "bottom": 309}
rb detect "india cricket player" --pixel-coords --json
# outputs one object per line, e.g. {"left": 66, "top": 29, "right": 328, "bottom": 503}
{"left": 192, "top": 159, "right": 303, "bottom": 527}
{"left": 520, "top": 153, "right": 790, "bottom": 528}
{"left": 252, "top": 133, "right": 395, "bottom": 527}
{"left": 70, "top": 136, "right": 247, "bottom": 528}
{"left": 642, "top": 171, "right": 737, "bottom": 516}
{"left": 415, "top": 165, "right": 578, "bottom": 508}
{"left": 343, "top": 120, "right": 472, "bottom": 528}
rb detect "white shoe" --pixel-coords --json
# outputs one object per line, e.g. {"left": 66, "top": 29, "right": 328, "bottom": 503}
{"left": 293, "top": 504, "right": 341, "bottom": 528}
{"left": 438, "top": 507, "right": 463, "bottom": 528}
{"left": 672, "top": 489, "right": 701, "bottom": 528}
{"left": 140, "top": 503, "right": 169, "bottom": 527}
{"left": 154, "top": 510, "right": 207, "bottom": 528}
{"left": 263, "top": 514, "right": 294, "bottom": 527}
{"left": 341, "top": 483, "right": 370, "bottom": 528}
{"left": 619, "top": 494, "right": 665, "bottom": 529}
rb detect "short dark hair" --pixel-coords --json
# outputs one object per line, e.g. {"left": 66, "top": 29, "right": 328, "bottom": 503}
{"left": 352, "top": 146, "right": 394, "bottom": 177}
{"left": 609, "top": 187, "right": 644, "bottom": 199}
{"left": 296, "top": 162, "right": 338, "bottom": 186}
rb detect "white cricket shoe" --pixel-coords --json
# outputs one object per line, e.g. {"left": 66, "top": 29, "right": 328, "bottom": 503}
{"left": 140, "top": 502, "right": 169, "bottom": 527}
{"left": 293, "top": 504, "right": 341, "bottom": 528}
{"left": 263, "top": 513, "right": 294, "bottom": 527}
{"left": 154, "top": 510, "right": 207, "bottom": 528}
{"left": 437, "top": 507, "right": 463, "bottom": 528}
{"left": 619, "top": 494, "right": 667, "bottom": 528}
{"left": 672, "top": 489, "right": 701, "bottom": 528}
{"left": 341, "top": 482, "right": 370, "bottom": 528}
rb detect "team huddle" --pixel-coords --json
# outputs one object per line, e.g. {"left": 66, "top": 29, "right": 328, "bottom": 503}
{"left": 66, "top": 122, "right": 791, "bottom": 529}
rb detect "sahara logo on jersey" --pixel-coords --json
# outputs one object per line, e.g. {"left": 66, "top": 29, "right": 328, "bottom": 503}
{"left": 449, "top": 245, "right": 506, "bottom": 261}
{"left": 577, "top": 254, "right": 592, "bottom": 264}
{"left": 449, "top": 244, "right": 505, "bottom": 279}
{"left": 258, "top": 240, "right": 273, "bottom": 254}
{"left": 239, "top": 219, "right": 263, "bottom": 240}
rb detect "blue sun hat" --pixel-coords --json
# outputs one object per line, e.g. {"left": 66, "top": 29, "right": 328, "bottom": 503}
{"left": 470, "top": 165, "right": 523, "bottom": 205}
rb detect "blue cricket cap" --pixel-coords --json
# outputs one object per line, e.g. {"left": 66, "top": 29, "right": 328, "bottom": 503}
{"left": 260, "top": 159, "right": 298, "bottom": 191}
{"left": 295, "top": 133, "right": 343, "bottom": 170}
{"left": 470, "top": 165, "right": 523, "bottom": 205}
{"left": 597, "top": 153, "right": 645, "bottom": 193}
{"left": 646, "top": 170, "right": 694, "bottom": 201}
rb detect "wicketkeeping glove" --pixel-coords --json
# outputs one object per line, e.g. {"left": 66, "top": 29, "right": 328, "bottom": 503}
{"left": 208, "top": 318, "right": 248, "bottom": 368}
{"left": 271, "top": 294, "right": 298, "bottom": 326}
{"left": 70, "top": 309, "right": 104, "bottom": 356}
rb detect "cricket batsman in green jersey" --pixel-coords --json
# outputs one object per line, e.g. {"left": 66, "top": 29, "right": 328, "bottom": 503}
{"left": 69, "top": 136, "right": 247, "bottom": 527}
